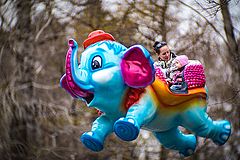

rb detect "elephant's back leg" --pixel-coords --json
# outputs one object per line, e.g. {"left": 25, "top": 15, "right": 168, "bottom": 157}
{"left": 153, "top": 127, "right": 197, "bottom": 157}
{"left": 179, "top": 107, "right": 231, "bottom": 146}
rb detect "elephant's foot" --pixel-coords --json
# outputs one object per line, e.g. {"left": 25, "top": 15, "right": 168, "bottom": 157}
{"left": 80, "top": 131, "right": 103, "bottom": 152}
{"left": 179, "top": 134, "right": 197, "bottom": 157}
{"left": 114, "top": 117, "right": 140, "bottom": 141}
{"left": 212, "top": 120, "right": 231, "bottom": 146}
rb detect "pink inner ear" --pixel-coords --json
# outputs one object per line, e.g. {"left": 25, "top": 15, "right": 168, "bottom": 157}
{"left": 121, "top": 47, "right": 153, "bottom": 88}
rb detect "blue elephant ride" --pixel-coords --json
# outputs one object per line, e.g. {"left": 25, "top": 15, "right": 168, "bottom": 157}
{"left": 60, "top": 30, "right": 231, "bottom": 157}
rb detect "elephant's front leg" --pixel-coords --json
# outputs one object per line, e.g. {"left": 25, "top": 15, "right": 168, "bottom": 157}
{"left": 114, "top": 93, "right": 156, "bottom": 141}
{"left": 81, "top": 115, "right": 115, "bottom": 151}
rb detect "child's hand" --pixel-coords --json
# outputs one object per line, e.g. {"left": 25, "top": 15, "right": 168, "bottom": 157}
{"left": 170, "top": 65, "right": 178, "bottom": 72}
{"left": 166, "top": 78, "right": 172, "bottom": 85}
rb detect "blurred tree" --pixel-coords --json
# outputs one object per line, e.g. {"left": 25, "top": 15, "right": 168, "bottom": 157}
{"left": 192, "top": 0, "right": 240, "bottom": 81}
{"left": 5, "top": 0, "right": 36, "bottom": 159}
{"left": 219, "top": 0, "right": 240, "bottom": 80}
{"left": 0, "top": 0, "right": 239, "bottom": 159}
{"left": 67, "top": 0, "right": 138, "bottom": 47}
{"left": 0, "top": 0, "right": 73, "bottom": 159}
{"left": 121, "top": 0, "right": 180, "bottom": 51}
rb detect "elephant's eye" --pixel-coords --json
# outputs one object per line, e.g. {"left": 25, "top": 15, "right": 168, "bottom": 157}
{"left": 91, "top": 56, "right": 102, "bottom": 70}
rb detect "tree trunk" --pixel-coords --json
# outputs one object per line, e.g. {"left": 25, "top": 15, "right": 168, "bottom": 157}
{"left": 220, "top": 0, "right": 240, "bottom": 143}
{"left": 9, "top": 0, "right": 40, "bottom": 159}
{"left": 160, "top": 0, "right": 169, "bottom": 41}
{"left": 220, "top": 0, "right": 240, "bottom": 75}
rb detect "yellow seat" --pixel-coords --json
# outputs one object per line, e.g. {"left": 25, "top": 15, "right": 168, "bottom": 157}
{"left": 148, "top": 77, "right": 207, "bottom": 111}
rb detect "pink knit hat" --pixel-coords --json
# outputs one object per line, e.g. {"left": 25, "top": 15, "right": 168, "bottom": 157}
{"left": 174, "top": 55, "right": 189, "bottom": 66}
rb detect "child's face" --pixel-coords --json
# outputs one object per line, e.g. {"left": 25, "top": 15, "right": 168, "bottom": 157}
{"left": 174, "top": 60, "right": 182, "bottom": 69}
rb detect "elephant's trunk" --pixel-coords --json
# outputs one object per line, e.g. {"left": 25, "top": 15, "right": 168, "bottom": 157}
{"left": 68, "top": 39, "right": 82, "bottom": 84}
{"left": 60, "top": 39, "right": 93, "bottom": 103}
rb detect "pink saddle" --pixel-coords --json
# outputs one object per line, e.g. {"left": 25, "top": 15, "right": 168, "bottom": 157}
{"left": 155, "top": 60, "right": 206, "bottom": 89}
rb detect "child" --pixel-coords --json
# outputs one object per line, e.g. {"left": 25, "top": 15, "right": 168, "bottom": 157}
{"left": 167, "top": 55, "right": 189, "bottom": 93}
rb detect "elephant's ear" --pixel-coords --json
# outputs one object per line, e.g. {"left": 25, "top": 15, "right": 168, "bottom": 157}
{"left": 120, "top": 45, "right": 155, "bottom": 88}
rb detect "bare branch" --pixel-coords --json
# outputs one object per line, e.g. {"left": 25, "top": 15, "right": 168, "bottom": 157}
{"left": 32, "top": 82, "right": 59, "bottom": 90}
{"left": 178, "top": 1, "right": 229, "bottom": 48}
{"left": 0, "top": 45, "right": 5, "bottom": 65}
{"left": 194, "top": 0, "right": 221, "bottom": 17}
{"left": 34, "top": 16, "right": 52, "bottom": 42}
{"left": 14, "top": 82, "right": 59, "bottom": 91}
{"left": 208, "top": 89, "right": 240, "bottom": 106}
